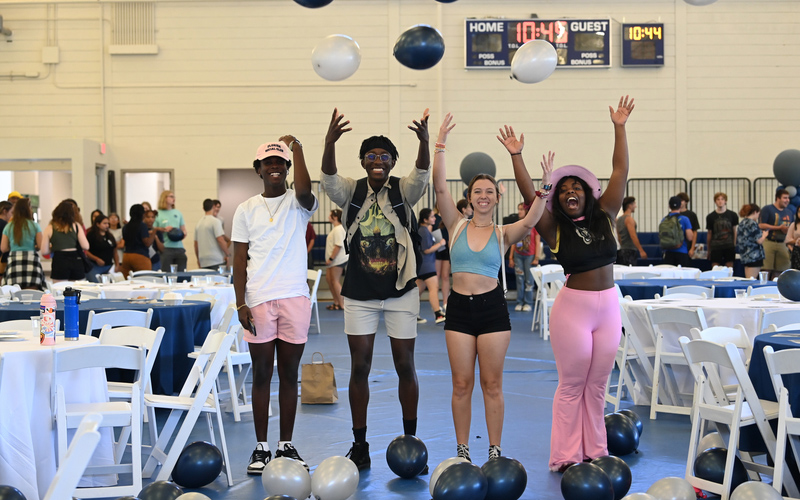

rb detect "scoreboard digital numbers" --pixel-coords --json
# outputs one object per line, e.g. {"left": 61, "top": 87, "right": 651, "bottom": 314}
{"left": 465, "top": 18, "right": 611, "bottom": 69}
{"left": 621, "top": 23, "right": 664, "bottom": 66}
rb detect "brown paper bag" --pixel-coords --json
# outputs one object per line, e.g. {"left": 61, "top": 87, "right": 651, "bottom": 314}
{"left": 301, "top": 352, "right": 338, "bottom": 404}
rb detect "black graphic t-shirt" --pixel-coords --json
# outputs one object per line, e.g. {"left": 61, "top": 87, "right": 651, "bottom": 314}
{"left": 342, "top": 201, "right": 413, "bottom": 300}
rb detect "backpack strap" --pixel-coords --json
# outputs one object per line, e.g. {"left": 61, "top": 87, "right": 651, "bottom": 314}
{"left": 344, "top": 178, "right": 369, "bottom": 254}
{"left": 386, "top": 176, "right": 409, "bottom": 230}
{"left": 497, "top": 225, "right": 507, "bottom": 296}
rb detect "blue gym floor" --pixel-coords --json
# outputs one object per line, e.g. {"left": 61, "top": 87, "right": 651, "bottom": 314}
{"left": 133, "top": 302, "right": 693, "bottom": 500}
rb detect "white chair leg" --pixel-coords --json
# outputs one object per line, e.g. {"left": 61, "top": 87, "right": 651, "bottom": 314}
{"left": 214, "top": 405, "right": 234, "bottom": 486}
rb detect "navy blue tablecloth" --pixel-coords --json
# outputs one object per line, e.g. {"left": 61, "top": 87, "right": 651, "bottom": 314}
{"left": 0, "top": 298, "right": 211, "bottom": 394}
{"left": 616, "top": 278, "right": 774, "bottom": 300}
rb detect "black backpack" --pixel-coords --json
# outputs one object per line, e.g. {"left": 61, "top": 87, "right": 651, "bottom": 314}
{"left": 344, "top": 176, "right": 423, "bottom": 272}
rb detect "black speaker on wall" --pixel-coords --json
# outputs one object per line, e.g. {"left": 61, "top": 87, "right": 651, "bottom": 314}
{"left": 107, "top": 170, "right": 117, "bottom": 214}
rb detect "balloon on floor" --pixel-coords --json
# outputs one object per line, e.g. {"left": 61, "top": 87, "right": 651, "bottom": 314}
{"left": 311, "top": 35, "right": 361, "bottom": 81}
{"left": 294, "top": 0, "right": 334, "bottom": 8}
{"left": 621, "top": 494, "right": 656, "bottom": 500}
{"left": 617, "top": 409, "right": 643, "bottom": 437}
{"left": 386, "top": 434, "right": 428, "bottom": 478}
{"left": 262, "top": 457, "right": 311, "bottom": 500}
{"left": 0, "top": 486, "right": 26, "bottom": 500}
{"left": 561, "top": 463, "right": 615, "bottom": 500}
{"left": 605, "top": 413, "right": 640, "bottom": 456}
{"left": 697, "top": 431, "right": 726, "bottom": 456}
{"left": 311, "top": 456, "right": 359, "bottom": 500}
{"left": 432, "top": 462, "right": 487, "bottom": 500}
{"left": 693, "top": 447, "right": 749, "bottom": 494}
{"left": 646, "top": 477, "right": 695, "bottom": 500}
{"left": 138, "top": 481, "right": 183, "bottom": 500}
{"left": 592, "top": 456, "right": 632, "bottom": 500}
{"left": 460, "top": 152, "right": 496, "bottom": 185}
{"left": 731, "top": 481, "right": 784, "bottom": 500}
{"left": 481, "top": 456, "right": 527, "bottom": 500}
{"left": 510, "top": 40, "right": 557, "bottom": 84}
{"left": 175, "top": 493, "right": 211, "bottom": 500}
{"left": 778, "top": 269, "right": 800, "bottom": 301}
{"left": 393, "top": 25, "right": 445, "bottom": 70}
{"left": 429, "top": 457, "right": 469, "bottom": 496}
{"left": 171, "top": 441, "right": 223, "bottom": 489}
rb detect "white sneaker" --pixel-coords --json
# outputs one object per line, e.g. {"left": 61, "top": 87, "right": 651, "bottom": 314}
{"left": 417, "top": 316, "right": 427, "bottom": 324}
{"left": 522, "top": 304, "right": 532, "bottom": 312}
{"left": 514, "top": 304, "right": 523, "bottom": 312}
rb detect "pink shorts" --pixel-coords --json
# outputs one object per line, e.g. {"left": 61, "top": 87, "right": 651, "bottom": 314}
{"left": 244, "top": 296, "right": 311, "bottom": 345}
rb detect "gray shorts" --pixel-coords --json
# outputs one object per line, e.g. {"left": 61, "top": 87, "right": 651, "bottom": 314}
{"left": 343, "top": 288, "right": 419, "bottom": 339}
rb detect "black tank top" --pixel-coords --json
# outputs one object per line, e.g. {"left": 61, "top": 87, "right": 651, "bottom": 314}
{"left": 552, "top": 213, "right": 617, "bottom": 275}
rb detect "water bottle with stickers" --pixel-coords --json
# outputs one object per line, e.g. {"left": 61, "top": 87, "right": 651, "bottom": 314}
{"left": 40, "top": 293, "right": 56, "bottom": 345}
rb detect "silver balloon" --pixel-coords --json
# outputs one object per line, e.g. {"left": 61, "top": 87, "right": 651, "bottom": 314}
{"left": 311, "top": 456, "right": 359, "bottom": 500}
{"left": 429, "top": 457, "right": 469, "bottom": 496}
{"left": 683, "top": 0, "right": 718, "bottom": 5}
{"left": 646, "top": 477, "right": 696, "bottom": 500}
{"left": 176, "top": 494, "right": 211, "bottom": 500}
{"left": 697, "top": 432, "right": 726, "bottom": 456}
{"left": 731, "top": 481, "right": 784, "bottom": 500}
{"left": 510, "top": 40, "right": 557, "bottom": 84}
{"left": 622, "top": 494, "right": 657, "bottom": 500}
{"left": 311, "top": 34, "right": 361, "bottom": 81}
{"left": 261, "top": 457, "right": 312, "bottom": 500}
{"left": 786, "top": 185, "right": 798, "bottom": 198}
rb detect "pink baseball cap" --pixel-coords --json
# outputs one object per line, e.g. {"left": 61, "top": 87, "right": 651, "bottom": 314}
{"left": 546, "top": 165, "right": 602, "bottom": 212}
{"left": 255, "top": 142, "right": 290, "bottom": 162}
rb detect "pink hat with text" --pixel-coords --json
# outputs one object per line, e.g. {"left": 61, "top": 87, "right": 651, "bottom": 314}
{"left": 255, "top": 142, "right": 290, "bottom": 162}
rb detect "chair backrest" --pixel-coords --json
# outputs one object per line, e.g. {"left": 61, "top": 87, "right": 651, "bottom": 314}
{"left": 647, "top": 306, "right": 708, "bottom": 351}
{"left": 0, "top": 319, "right": 36, "bottom": 332}
{"left": 679, "top": 337, "right": 737, "bottom": 409}
{"left": 760, "top": 309, "right": 800, "bottom": 334}
{"left": 663, "top": 285, "right": 715, "bottom": 297}
{"left": 131, "top": 276, "right": 167, "bottom": 284}
{"left": 85, "top": 308, "right": 154, "bottom": 336}
{"left": 307, "top": 269, "right": 322, "bottom": 305}
{"left": 183, "top": 292, "right": 217, "bottom": 307}
{"left": 110, "top": 272, "right": 126, "bottom": 283}
{"left": 204, "top": 275, "right": 229, "bottom": 284}
{"left": 79, "top": 289, "right": 104, "bottom": 299}
{"left": 178, "top": 330, "right": 236, "bottom": 398}
{"left": 131, "top": 270, "right": 164, "bottom": 277}
{"left": 763, "top": 346, "right": 800, "bottom": 402}
{"left": 654, "top": 292, "right": 707, "bottom": 300}
{"left": 42, "top": 413, "right": 102, "bottom": 500}
{"left": 765, "top": 322, "right": 800, "bottom": 333}
{"left": 160, "top": 288, "right": 202, "bottom": 299}
{"left": 749, "top": 285, "right": 780, "bottom": 297}
{"left": 99, "top": 325, "right": 165, "bottom": 390}
{"left": 0, "top": 284, "right": 21, "bottom": 296}
{"left": 689, "top": 325, "right": 752, "bottom": 366}
{"left": 217, "top": 305, "right": 236, "bottom": 333}
{"left": 12, "top": 289, "right": 45, "bottom": 301}
{"left": 723, "top": 341, "right": 776, "bottom": 437}
{"left": 626, "top": 272, "right": 660, "bottom": 279}
{"left": 54, "top": 344, "right": 145, "bottom": 374}
{"left": 698, "top": 269, "right": 731, "bottom": 279}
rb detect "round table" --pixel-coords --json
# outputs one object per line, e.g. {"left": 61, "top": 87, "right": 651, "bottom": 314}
{"left": 617, "top": 278, "right": 776, "bottom": 300}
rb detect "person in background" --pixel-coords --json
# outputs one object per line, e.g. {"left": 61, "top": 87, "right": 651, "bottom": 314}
{"left": 433, "top": 207, "right": 451, "bottom": 313}
{"left": 41, "top": 200, "right": 90, "bottom": 282}
{"left": 144, "top": 209, "right": 164, "bottom": 271}
{"left": 1, "top": 198, "right": 44, "bottom": 290}
{"left": 142, "top": 201, "right": 152, "bottom": 212}
{"left": 706, "top": 192, "right": 739, "bottom": 268}
{"left": 456, "top": 198, "right": 473, "bottom": 219}
{"left": 325, "top": 209, "right": 347, "bottom": 310}
{"left": 305, "top": 222, "right": 316, "bottom": 269}
{"left": 64, "top": 198, "right": 85, "bottom": 231}
{"left": 85, "top": 213, "right": 120, "bottom": 282}
{"left": 509, "top": 202, "right": 540, "bottom": 312}
{"left": 7, "top": 191, "right": 22, "bottom": 207}
{"left": 615, "top": 196, "right": 647, "bottom": 266}
{"left": 416, "top": 208, "right": 447, "bottom": 324}
{"left": 108, "top": 212, "right": 124, "bottom": 268}
{"left": 760, "top": 189, "right": 792, "bottom": 280}
{"left": 785, "top": 205, "right": 800, "bottom": 270}
{"left": 212, "top": 199, "right": 232, "bottom": 247}
{"left": 0, "top": 201, "right": 11, "bottom": 275}
{"left": 195, "top": 198, "right": 229, "bottom": 269}
{"left": 661, "top": 196, "right": 694, "bottom": 267}
{"left": 153, "top": 190, "right": 188, "bottom": 271}
{"left": 676, "top": 192, "right": 699, "bottom": 258}
{"left": 120, "top": 204, "right": 155, "bottom": 278}
{"left": 737, "top": 204, "right": 768, "bottom": 279}
{"left": 89, "top": 209, "right": 102, "bottom": 226}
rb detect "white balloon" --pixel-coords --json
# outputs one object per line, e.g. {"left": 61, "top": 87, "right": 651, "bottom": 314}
{"left": 262, "top": 457, "right": 312, "bottom": 500}
{"left": 684, "top": 0, "right": 718, "bottom": 5}
{"left": 731, "top": 481, "right": 784, "bottom": 500}
{"left": 510, "top": 40, "right": 558, "bottom": 84}
{"left": 647, "top": 477, "right": 696, "bottom": 500}
{"left": 622, "top": 494, "right": 657, "bottom": 500}
{"left": 311, "top": 34, "right": 361, "bottom": 81}
{"left": 311, "top": 456, "right": 359, "bottom": 500}
{"left": 428, "top": 457, "right": 469, "bottom": 496}
{"left": 697, "top": 432, "right": 726, "bottom": 456}
{"left": 176, "top": 494, "right": 211, "bottom": 500}
{"left": 786, "top": 185, "right": 798, "bottom": 198}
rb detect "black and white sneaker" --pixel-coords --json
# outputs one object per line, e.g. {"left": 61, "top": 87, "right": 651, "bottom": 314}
{"left": 456, "top": 443, "right": 471, "bottom": 463}
{"left": 275, "top": 443, "right": 309, "bottom": 471}
{"left": 434, "top": 310, "right": 446, "bottom": 324}
{"left": 488, "top": 445, "right": 501, "bottom": 460}
{"left": 247, "top": 444, "right": 271, "bottom": 475}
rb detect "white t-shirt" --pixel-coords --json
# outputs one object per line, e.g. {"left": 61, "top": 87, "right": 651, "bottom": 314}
{"left": 325, "top": 224, "right": 348, "bottom": 267}
{"left": 232, "top": 190, "right": 317, "bottom": 306}
{"left": 195, "top": 214, "right": 226, "bottom": 267}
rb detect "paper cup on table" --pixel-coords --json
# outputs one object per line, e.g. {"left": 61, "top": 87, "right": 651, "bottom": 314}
{"left": 162, "top": 292, "right": 183, "bottom": 306}
{"left": 31, "top": 316, "right": 40, "bottom": 338}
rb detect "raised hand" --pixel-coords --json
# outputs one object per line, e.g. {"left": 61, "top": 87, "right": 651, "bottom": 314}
{"left": 497, "top": 125, "right": 524, "bottom": 155}
{"left": 408, "top": 108, "right": 431, "bottom": 142}
{"left": 540, "top": 151, "right": 555, "bottom": 185}
{"left": 279, "top": 135, "right": 297, "bottom": 147}
{"left": 437, "top": 112, "right": 456, "bottom": 144}
{"left": 325, "top": 108, "right": 351, "bottom": 145}
{"left": 609, "top": 95, "right": 635, "bottom": 126}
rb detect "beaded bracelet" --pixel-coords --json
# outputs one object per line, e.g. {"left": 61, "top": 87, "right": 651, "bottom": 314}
{"left": 434, "top": 142, "right": 446, "bottom": 148}
{"left": 434, "top": 147, "right": 446, "bottom": 154}
{"left": 535, "top": 190, "right": 550, "bottom": 199}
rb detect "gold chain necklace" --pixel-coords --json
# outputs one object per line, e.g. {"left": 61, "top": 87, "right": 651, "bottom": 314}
{"left": 471, "top": 219, "right": 494, "bottom": 228}
{"left": 262, "top": 193, "right": 287, "bottom": 222}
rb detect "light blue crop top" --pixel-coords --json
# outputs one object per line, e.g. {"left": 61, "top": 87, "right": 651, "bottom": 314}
{"left": 450, "top": 224, "right": 502, "bottom": 278}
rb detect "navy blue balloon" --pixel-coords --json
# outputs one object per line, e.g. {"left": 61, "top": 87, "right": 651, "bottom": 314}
{"left": 393, "top": 25, "right": 445, "bottom": 70}
{"left": 435, "top": 0, "right": 459, "bottom": 2}
{"left": 265, "top": 496, "right": 298, "bottom": 500}
{"left": 115, "top": 497, "right": 141, "bottom": 500}
{"left": 616, "top": 409, "right": 643, "bottom": 436}
{"left": 591, "top": 456, "right": 632, "bottom": 500}
{"left": 294, "top": 0, "right": 333, "bottom": 7}
{"left": 778, "top": 269, "right": 800, "bottom": 301}
{"left": 561, "top": 463, "right": 615, "bottom": 500}
{"left": 171, "top": 441, "right": 223, "bottom": 488}
{"left": 0, "top": 486, "right": 26, "bottom": 500}
{"left": 137, "top": 481, "right": 183, "bottom": 500}
{"left": 694, "top": 447, "right": 748, "bottom": 494}
{"left": 604, "top": 413, "right": 639, "bottom": 456}
{"left": 481, "top": 456, "right": 527, "bottom": 500}
{"left": 773, "top": 149, "right": 800, "bottom": 187}
{"left": 432, "top": 462, "right": 488, "bottom": 500}
{"left": 386, "top": 434, "right": 428, "bottom": 478}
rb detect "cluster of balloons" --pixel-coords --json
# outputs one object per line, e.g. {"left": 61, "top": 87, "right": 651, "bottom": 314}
{"left": 605, "top": 410, "right": 642, "bottom": 457}
{"left": 774, "top": 150, "right": 800, "bottom": 223}
{"left": 262, "top": 455, "right": 357, "bottom": 500}
{"left": 171, "top": 441, "right": 223, "bottom": 489}
{"left": 429, "top": 455, "right": 527, "bottom": 500}
{"left": 386, "top": 434, "right": 428, "bottom": 478}
{"left": 561, "top": 456, "right": 631, "bottom": 500}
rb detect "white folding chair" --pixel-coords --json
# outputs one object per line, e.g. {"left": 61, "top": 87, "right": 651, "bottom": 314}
{"left": 43, "top": 413, "right": 102, "bottom": 500}
{"left": 531, "top": 267, "right": 566, "bottom": 340}
{"left": 183, "top": 292, "right": 217, "bottom": 308}
{"left": 107, "top": 272, "right": 126, "bottom": 283}
{"left": 749, "top": 285, "right": 781, "bottom": 298}
{"left": 654, "top": 292, "right": 708, "bottom": 300}
{"left": 79, "top": 289, "right": 104, "bottom": 299}
{"left": 679, "top": 338, "right": 797, "bottom": 500}
{"left": 308, "top": 269, "right": 322, "bottom": 334}
{"left": 99, "top": 324, "right": 165, "bottom": 457}
{"left": 626, "top": 272, "right": 660, "bottom": 279}
{"left": 160, "top": 288, "right": 202, "bottom": 299}
{"left": 131, "top": 270, "right": 164, "bottom": 277}
{"left": 759, "top": 309, "right": 800, "bottom": 335}
{"left": 202, "top": 275, "right": 229, "bottom": 284}
{"left": 0, "top": 284, "right": 21, "bottom": 296}
{"left": 764, "top": 346, "right": 800, "bottom": 498}
{"left": 646, "top": 305, "right": 708, "bottom": 419}
{"left": 216, "top": 304, "right": 236, "bottom": 334}
{"left": 606, "top": 303, "right": 656, "bottom": 411}
{"left": 52, "top": 344, "right": 145, "bottom": 498}
{"left": 223, "top": 325, "right": 253, "bottom": 421}
{"left": 698, "top": 269, "right": 732, "bottom": 279}
{"left": 131, "top": 275, "right": 167, "bottom": 284}
{"left": 765, "top": 323, "right": 800, "bottom": 333}
{"left": 689, "top": 325, "right": 752, "bottom": 368}
{"left": 12, "top": 289, "right": 45, "bottom": 301}
{"left": 142, "top": 330, "right": 236, "bottom": 485}
{"left": 663, "top": 285, "right": 715, "bottom": 298}
{"left": 85, "top": 308, "right": 153, "bottom": 336}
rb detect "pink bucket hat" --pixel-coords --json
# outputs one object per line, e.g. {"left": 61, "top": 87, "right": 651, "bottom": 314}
{"left": 255, "top": 142, "right": 290, "bottom": 162}
{"left": 546, "top": 165, "right": 602, "bottom": 212}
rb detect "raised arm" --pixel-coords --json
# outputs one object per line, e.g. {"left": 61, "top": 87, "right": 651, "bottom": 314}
{"left": 281, "top": 134, "right": 315, "bottom": 210}
{"left": 498, "top": 125, "right": 536, "bottom": 205}
{"left": 505, "top": 151, "right": 553, "bottom": 246}
{"left": 432, "top": 113, "right": 460, "bottom": 230}
{"left": 599, "top": 95, "right": 635, "bottom": 215}
{"left": 407, "top": 108, "right": 431, "bottom": 171}
{"left": 321, "top": 108, "right": 352, "bottom": 176}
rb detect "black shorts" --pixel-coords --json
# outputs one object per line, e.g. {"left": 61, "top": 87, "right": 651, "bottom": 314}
{"left": 616, "top": 249, "right": 638, "bottom": 266}
{"left": 418, "top": 271, "right": 436, "bottom": 281}
{"left": 436, "top": 247, "right": 450, "bottom": 261}
{"left": 709, "top": 247, "right": 736, "bottom": 264}
{"left": 444, "top": 286, "right": 511, "bottom": 336}
{"left": 51, "top": 251, "right": 86, "bottom": 280}
{"left": 744, "top": 259, "right": 764, "bottom": 268}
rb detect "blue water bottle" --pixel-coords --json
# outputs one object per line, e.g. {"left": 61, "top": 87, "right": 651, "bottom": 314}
{"left": 63, "top": 287, "right": 81, "bottom": 341}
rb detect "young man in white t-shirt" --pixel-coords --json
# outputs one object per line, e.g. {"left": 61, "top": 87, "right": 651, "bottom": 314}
{"left": 232, "top": 136, "right": 317, "bottom": 475}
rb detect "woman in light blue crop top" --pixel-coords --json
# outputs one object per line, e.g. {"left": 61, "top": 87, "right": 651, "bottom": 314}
{"left": 431, "top": 112, "right": 552, "bottom": 463}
